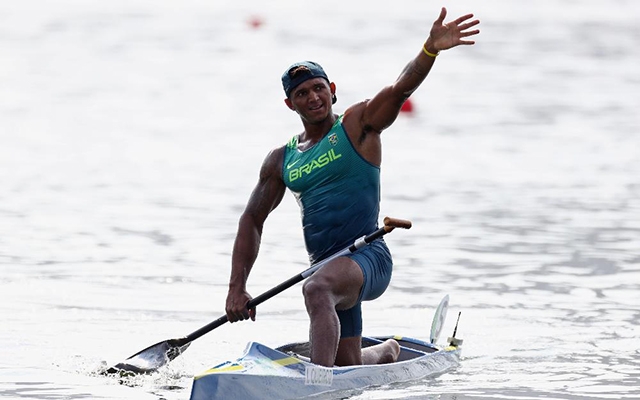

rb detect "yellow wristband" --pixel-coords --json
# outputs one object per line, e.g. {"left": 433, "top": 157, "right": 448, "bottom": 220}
{"left": 422, "top": 45, "right": 439, "bottom": 58}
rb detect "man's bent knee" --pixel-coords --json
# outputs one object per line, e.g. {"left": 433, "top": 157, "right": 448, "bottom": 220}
{"left": 302, "top": 278, "right": 333, "bottom": 312}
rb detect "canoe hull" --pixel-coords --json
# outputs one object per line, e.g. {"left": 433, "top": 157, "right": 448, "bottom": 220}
{"left": 189, "top": 336, "right": 461, "bottom": 400}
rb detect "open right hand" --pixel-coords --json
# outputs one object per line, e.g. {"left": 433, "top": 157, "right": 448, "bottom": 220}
{"left": 225, "top": 287, "right": 256, "bottom": 322}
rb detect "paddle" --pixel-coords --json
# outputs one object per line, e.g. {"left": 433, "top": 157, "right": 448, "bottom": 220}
{"left": 106, "top": 216, "right": 412, "bottom": 375}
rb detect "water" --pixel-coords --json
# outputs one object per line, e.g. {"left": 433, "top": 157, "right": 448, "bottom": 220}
{"left": 1, "top": 0, "right": 639, "bottom": 399}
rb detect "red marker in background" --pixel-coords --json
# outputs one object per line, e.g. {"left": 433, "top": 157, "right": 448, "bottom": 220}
{"left": 248, "top": 15, "right": 264, "bottom": 29}
{"left": 400, "top": 98, "right": 414, "bottom": 113}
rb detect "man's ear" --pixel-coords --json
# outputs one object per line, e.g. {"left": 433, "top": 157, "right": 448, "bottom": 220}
{"left": 330, "top": 82, "right": 337, "bottom": 104}
{"left": 284, "top": 98, "right": 295, "bottom": 110}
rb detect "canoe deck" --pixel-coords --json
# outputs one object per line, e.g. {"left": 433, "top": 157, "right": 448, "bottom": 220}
{"left": 277, "top": 335, "right": 440, "bottom": 362}
{"left": 189, "top": 335, "right": 461, "bottom": 400}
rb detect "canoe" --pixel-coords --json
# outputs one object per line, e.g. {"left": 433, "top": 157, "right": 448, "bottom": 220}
{"left": 189, "top": 335, "right": 461, "bottom": 400}
{"left": 189, "top": 298, "right": 462, "bottom": 400}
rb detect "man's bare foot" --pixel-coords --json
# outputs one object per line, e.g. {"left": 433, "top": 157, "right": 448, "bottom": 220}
{"left": 362, "top": 339, "right": 401, "bottom": 365}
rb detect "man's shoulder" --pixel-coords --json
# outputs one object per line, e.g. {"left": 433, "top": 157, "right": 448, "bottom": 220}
{"left": 343, "top": 100, "right": 368, "bottom": 119}
{"left": 342, "top": 100, "right": 370, "bottom": 138}
{"left": 266, "top": 144, "right": 286, "bottom": 162}
{"left": 259, "top": 145, "right": 286, "bottom": 177}
{"left": 263, "top": 130, "right": 303, "bottom": 168}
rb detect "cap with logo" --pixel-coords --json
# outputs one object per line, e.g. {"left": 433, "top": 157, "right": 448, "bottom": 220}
{"left": 281, "top": 61, "right": 330, "bottom": 97}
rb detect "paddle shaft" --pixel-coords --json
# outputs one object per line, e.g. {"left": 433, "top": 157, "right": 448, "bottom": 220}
{"left": 182, "top": 217, "right": 411, "bottom": 344}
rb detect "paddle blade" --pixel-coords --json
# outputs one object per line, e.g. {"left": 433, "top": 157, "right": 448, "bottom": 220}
{"left": 430, "top": 295, "right": 449, "bottom": 344}
{"left": 105, "top": 338, "right": 190, "bottom": 375}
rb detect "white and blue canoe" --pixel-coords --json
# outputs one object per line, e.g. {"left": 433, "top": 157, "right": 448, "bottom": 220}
{"left": 189, "top": 296, "right": 462, "bottom": 400}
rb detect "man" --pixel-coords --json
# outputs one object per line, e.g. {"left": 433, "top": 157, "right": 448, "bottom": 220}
{"left": 225, "top": 7, "right": 479, "bottom": 367}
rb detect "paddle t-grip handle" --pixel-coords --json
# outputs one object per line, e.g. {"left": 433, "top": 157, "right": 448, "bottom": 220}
{"left": 383, "top": 216, "right": 412, "bottom": 232}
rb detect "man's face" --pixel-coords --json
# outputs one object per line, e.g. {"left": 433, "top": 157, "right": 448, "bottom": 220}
{"left": 286, "top": 78, "right": 334, "bottom": 124}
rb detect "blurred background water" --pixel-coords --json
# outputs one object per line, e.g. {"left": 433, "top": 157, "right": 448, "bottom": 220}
{"left": 1, "top": 0, "right": 639, "bottom": 399}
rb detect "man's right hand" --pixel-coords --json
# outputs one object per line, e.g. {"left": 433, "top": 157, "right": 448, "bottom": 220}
{"left": 225, "top": 287, "right": 256, "bottom": 322}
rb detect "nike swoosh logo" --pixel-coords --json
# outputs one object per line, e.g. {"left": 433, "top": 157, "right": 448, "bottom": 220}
{"left": 287, "top": 159, "right": 301, "bottom": 169}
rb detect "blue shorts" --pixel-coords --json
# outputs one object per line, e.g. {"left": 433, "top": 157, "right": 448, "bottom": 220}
{"left": 337, "top": 239, "right": 393, "bottom": 338}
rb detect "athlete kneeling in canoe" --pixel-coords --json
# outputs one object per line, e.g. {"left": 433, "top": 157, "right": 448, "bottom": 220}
{"left": 225, "top": 7, "right": 479, "bottom": 367}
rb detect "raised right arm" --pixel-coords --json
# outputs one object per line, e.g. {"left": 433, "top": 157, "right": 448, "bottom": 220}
{"left": 350, "top": 8, "right": 480, "bottom": 135}
{"left": 225, "top": 146, "right": 287, "bottom": 322}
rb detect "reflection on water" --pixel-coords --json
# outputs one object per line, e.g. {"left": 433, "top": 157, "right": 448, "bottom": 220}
{"left": 1, "top": 0, "right": 639, "bottom": 399}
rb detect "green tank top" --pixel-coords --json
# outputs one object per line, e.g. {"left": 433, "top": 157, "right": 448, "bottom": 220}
{"left": 282, "top": 115, "right": 380, "bottom": 264}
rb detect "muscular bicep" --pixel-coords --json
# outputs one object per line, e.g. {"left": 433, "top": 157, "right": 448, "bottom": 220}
{"left": 359, "top": 85, "right": 407, "bottom": 134}
{"left": 242, "top": 148, "right": 287, "bottom": 226}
